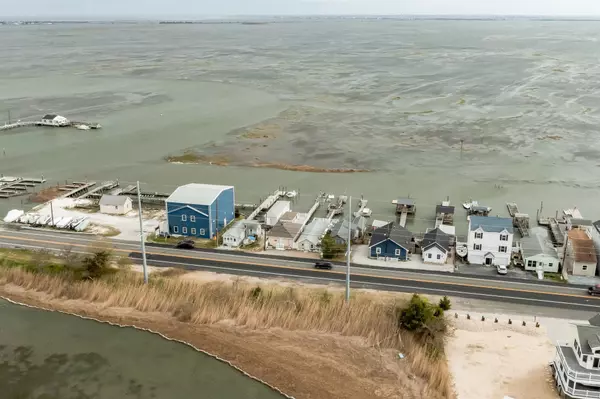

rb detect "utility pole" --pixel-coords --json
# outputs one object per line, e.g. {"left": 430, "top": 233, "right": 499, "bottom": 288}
{"left": 346, "top": 195, "right": 352, "bottom": 302}
{"left": 50, "top": 200, "right": 55, "bottom": 226}
{"left": 215, "top": 198, "right": 219, "bottom": 244}
{"left": 137, "top": 181, "right": 148, "bottom": 284}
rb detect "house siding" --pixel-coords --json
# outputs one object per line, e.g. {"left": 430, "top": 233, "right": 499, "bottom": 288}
{"left": 422, "top": 246, "right": 447, "bottom": 264}
{"left": 523, "top": 253, "right": 560, "bottom": 273}
{"left": 370, "top": 239, "right": 408, "bottom": 260}
{"left": 166, "top": 187, "right": 235, "bottom": 239}
{"left": 573, "top": 261, "right": 596, "bottom": 277}
{"left": 467, "top": 225, "right": 513, "bottom": 266}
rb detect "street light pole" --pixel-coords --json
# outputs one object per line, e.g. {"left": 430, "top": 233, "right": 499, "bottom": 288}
{"left": 137, "top": 181, "right": 148, "bottom": 284}
{"left": 346, "top": 195, "right": 351, "bottom": 302}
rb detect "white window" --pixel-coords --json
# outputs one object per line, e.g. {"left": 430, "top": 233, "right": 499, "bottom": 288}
{"left": 548, "top": 263, "right": 553, "bottom": 268}
{"left": 527, "top": 260, "right": 532, "bottom": 267}
{"left": 499, "top": 246, "right": 507, "bottom": 253}
{"left": 181, "top": 215, "right": 187, "bottom": 222}
{"left": 473, "top": 244, "right": 482, "bottom": 250}
{"left": 437, "top": 254, "right": 441, "bottom": 260}
{"left": 190, "top": 215, "right": 196, "bottom": 223}
{"left": 475, "top": 232, "right": 483, "bottom": 239}
{"left": 182, "top": 227, "right": 187, "bottom": 234}
{"left": 199, "top": 228, "right": 205, "bottom": 236}
{"left": 500, "top": 234, "right": 508, "bottom": 241}
{"left": 375, "top": 247, "right": 382, "bottom": 255}
{"left": 173, "top": 226, "right": 179, "bottom": 233}
{"left": 191, "top": 228, "right": 196, "bottom": 235}
{"left": 428, "top": 253, "right": 432, "bottom": 259}
{"left": 395, "top": 249, "right": 401, "bottom": 256}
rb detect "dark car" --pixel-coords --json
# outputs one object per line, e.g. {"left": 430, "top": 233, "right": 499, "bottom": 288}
{"left": 175, "top": 240, "right": 195, "bottom": 250}
{"left": 588, "top": 285, "right": 600, "bottom": 296}
{"left": 314, "top": 261, "right": 333, "bottom": 270}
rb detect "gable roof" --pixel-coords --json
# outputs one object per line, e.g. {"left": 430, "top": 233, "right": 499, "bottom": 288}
{"left": 422, "top": 228, "right": 450, "bottom": 252}
{"left": 521, "top": 233, "right": 558, "bottom": 259}
{"left": 167, "top": 183, "right": 233, "bottom": 205}
{"left": 568, "top": 229, "right": 597, "bottom": 263}
{"left": 99, "top": 195, "right": 131, "bottom": 207}
{"left": 395, "top": 198, "right": 415, "bottom": 206}
{"left": 330, "top": 219, "right": 357, "bottom": 240}
{"left": 269, "top": 221, "right": 302, "bottom": 239}
{"left": 370, "top": 223, "right": 413, "bottom": 250}
{"left": 571, "top": 218, "right": 593, "bottom": 227}
{"left": 223, "top": 221, "right": 246, "bottom": 239}
{"left": 469, "top": 216, "right": 514, "bottom": 233}
{"left": 576, "top": 325, "right": 600, "bottom": 354}
{"left": 42, "top": 114, "right": 57, "bottom": 120}
{"left": 589, "top": 314, "right": 600, "bottom": 327}
{"left": 436, "top": 205, "right": 455, "bottom": 214}
{"left": 297, "top": 218, "right": 330, "bottom": 245}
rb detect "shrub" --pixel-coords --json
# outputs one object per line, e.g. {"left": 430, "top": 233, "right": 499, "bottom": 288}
{"left": 81, "top": 250, "right": 112, "bottom": 280}
{"left": 399, "top": 294, "right": 435, "bottom": 331}
{"left": 438, "top": 296, "right": 451, "bottom": 311}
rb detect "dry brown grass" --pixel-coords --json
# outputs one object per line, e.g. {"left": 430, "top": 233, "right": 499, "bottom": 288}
{"left": 0, "top": 264, "right": 453, "bottom": 398}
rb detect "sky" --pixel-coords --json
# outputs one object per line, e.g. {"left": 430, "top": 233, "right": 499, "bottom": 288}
{"left": 2, "top": 0, "right": 600, "bottom": 18}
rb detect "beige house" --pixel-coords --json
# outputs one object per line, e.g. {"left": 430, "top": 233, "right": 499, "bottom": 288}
{"left": 567, "top": 229, "right": 597, "bottom": 276}
{"left": 99, "top": 195, "right": 133, "bottom": 215}
{"left": 267, "top": 221, "right": 302, "bottom": 250}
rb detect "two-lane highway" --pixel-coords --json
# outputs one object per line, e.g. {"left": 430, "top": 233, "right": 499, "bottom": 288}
{"left": 1, "top": 227, "right": 599, "bottom": 311}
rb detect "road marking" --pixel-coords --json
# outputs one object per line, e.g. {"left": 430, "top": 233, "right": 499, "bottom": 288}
{"left": 3, "top": 230, "right": 586, "bottom": 291}
{"left": 142, "top": 258, "right": 600, "bottom": 309}
{"left": 0, "top": 233, "right": 595, "bottom": 302}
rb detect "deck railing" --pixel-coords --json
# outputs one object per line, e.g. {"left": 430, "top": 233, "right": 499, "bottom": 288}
{"left": 556, "top": 348, "right": 600, "bottom": 385}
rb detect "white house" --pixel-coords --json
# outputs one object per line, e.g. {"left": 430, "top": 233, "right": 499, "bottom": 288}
{"left": 520, "top": 233, "right": 560, "bottom": 273}
{"left": 467, "top": 216, "right": 514, "bottom": 266}
{"left": 421, "top": 228, "right": 451, "bottom": 264}
{"left": 222, "top": 219, "right": 263, "bottom": 248}
{"left": 41, "top": 114, "right": 70, "bottom": 127}
{"left": 295, "top": 218, "right": 331, "bottom": 252}
{"left": 552, "top": 315, "right": 600, "bottom": 398}
{"left": 567, "top": 229, "right": 597, "bottom": 276}
{"left": 99, "top": 195, "right": 133, "bottom": 215}
{"left": 266, "top": 201, "right": 291, "bottom": 226}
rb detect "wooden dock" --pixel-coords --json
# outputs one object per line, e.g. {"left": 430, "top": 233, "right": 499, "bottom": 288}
{"left": 506, "top": 202, "right": 519, "bottom": 217}
{"left": 549, "top": 218, "right": 565, "bottom": 246}
{"left": 399, "top": 211, "right": 408, "bottom": 227}
{"left": 79, "top": 181, "right": 119, "bottom": 199}
{"left": 0, "top": 120, "right": 101, "bottom": 132}
{"left": 247, "top": 190, "right": 284, "bottom": 221}
{"left": 61, "top": 182, "right": 98, "bottom": 198}
{"left": 0, "top": 176, "right": 47, "bottom": 198}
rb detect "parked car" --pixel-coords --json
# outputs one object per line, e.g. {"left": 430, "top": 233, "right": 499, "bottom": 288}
{"left": 175, "top": 239, "right": 195, "bottom": 250}
{"left": 588, "top": 285, "right": 600, "bottom": 296}
{"left": 496, "top": 264, "right": 508, "bottom": 275}
{"left": 314, "top": 261, "right": 333, "bottom": 270}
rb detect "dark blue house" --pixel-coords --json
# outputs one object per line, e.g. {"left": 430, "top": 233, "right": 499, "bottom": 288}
{"left": 166, "top": 183, "right": 235, "bottom": 239}
{"left": 369, "top": 223, "right": 414, "bottom": 260}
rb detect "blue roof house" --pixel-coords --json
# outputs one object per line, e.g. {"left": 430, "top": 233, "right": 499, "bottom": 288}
{"left": 166, "top": 183, "right": 234, "bottom": 239}
{"left": 369, "top": 223, "right": 414, "bottom": 260}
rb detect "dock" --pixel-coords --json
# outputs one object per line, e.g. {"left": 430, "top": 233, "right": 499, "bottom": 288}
{"left": 393, "top": 197, "right": 416, "bottom": 228}
{"left": 327, "top": 195, "right": 347, "bottom": 220}
{"left": 435, "top": 198, "right": 454, "bottom": 228}
{"left": 79, "top": 181, "right": 119, "bottom": 200}
{"left": 506, "top": 202, "right": 519, "bottom": 217}
{"left": 1, "top": 119, "right": 101, "bottom": 132}
{"left": 247, "top": 190, "right": 285, "bottom": 221}
{"left": 549, "top": 218, "right": 566, "bottom": 247}
{"left": 505, "top": 202, "right": 530, "bottom": 237}
{"left": 0, "top": 176, "right": 47, "bottom": 198}
{"left": 353, "top": 197, "right": 371, "bottom": 217}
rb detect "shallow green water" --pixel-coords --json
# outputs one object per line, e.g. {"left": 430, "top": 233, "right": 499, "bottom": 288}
{"left": 0, "top": 299, "right": 285, "bottom": 399}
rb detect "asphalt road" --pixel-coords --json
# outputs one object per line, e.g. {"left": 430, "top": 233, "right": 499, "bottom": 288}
{"left": 1, "top": 227, "right": 599, "bottom": 311}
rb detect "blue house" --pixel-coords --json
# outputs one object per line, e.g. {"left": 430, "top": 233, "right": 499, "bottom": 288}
{"left": 369, "top": 223, "right": 414, "bottom": 260}
{"left": 166, "top": 183, "right": 235, "bottom": 239}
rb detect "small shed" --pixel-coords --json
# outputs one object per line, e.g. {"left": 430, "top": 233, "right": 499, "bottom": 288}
{"left": 99, "top": 195, "right": 132, "bottom": 215}
{"left": 222, "top": 221, "right": 246, "bottom": 248}
{"left": 41, "top": 114, "right": 70, "bottom": 127}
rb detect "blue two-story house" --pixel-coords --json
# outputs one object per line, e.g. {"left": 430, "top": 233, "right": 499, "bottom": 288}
{"left": 165, "top": 183, "right": 235, "bottom": 239}
{"left": 369, "top": 223, "right": 414, "bottom": 260}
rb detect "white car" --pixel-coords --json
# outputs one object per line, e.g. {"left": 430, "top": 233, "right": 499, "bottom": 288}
{"left": 496, "top": 264, "right": 508, "bottom": 275}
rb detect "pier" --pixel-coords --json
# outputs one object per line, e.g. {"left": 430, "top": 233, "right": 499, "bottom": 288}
{"left": 247, "top": 189, "right": 285, "bottom": 221}
{"left": 60, "top": 182, "right": 98, "bottom": 198}
{"left": 0, "top": 176, "right": 47, "bottom": 198}
{"left": 506, "top": 202, "right": 530, "bottom": 237}
{"left": 549, "top": 218, "right": 566, "bottom": 247}
{"left": 79, "top": 181, "right": 119, "bottom": 200}
{"left": 326, "top": 195, "right": 347, "bottom": 220}
{"left": 393, "top": 197, "right": 416, "bottom": 228}
{"left": 435, "top": 198, "right": 454, "bottom": 228}
{"left": 1, "top": 119, "right": 101, "bottom": 132}
{"left": 506, "top": 202, "right": 519, "bottom": 217}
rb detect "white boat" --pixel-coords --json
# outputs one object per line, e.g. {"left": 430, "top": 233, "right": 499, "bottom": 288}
{"left": 75, "top": 124, "right": 91, "bottom": 130}
{"left": 360, "top": 207, "right": 372, "bottom": 217}
{"left": 462, "top": 200, "right": 479, "bottom": 210}
{"left": 37, "top": 215, "right": 51, "bottom": 226}
{"left": 69, "top": 217, "right": 85, "bottom": 229}
{"left": 49, "top": 217, "right": 64, "bottom": 227}
{"left": 56, "top": 217, "right": 73, "bottom": 229}
{"left": 28, "top": 214, "right": 41, "bottom": 225}
{"left": 327, "top": 194, "right": 335, "bottom": 201}
{"left": 286, "top": 190, "right": 297, "bottom": 198}
{"left": 3, "top": 209, "right": 24, "bottom": 223}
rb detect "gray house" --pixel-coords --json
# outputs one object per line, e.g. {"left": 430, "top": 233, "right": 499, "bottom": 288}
{"left": 330, "top": 219, "right": 360, "bottom": 245}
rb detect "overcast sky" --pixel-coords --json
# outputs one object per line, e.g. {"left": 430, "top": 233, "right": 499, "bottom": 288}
{"left": 3, "top": 0, "right": 600, "bottom": 18}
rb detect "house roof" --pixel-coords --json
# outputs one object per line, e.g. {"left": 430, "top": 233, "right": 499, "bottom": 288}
{"left": 469, "top": 216, "right": 514, "bottom": 233}
{"left": 422, "top": 228, "right": 450, "bottom": 252}
{"left": 42, "top": 114, "right": 57, "bottom": 120}
{"left": 167, "top": 183, "right": 233, "bottom": 205}
{"left": 371, "top": 219, "right": 390, "bottom": 229}
{"left": 223, "top": 221, "right": 246, "bottom": 239}
{"left": 280, "top": 211, "right": 298, "bottom": 221}
{"left": 576, "top": 325, "right": 600, "bottom": 354}
{"left": 568, "top": 229, "right": 597, "bottom": 263}
{"left": 589, "top": 314, "right": 600, "bottom": 327}
{"left": 521, "top": 233, "right": 558, "bottom": 260}
{"left": 269, "top": 221, "right": 302, "bottom": 239}
{"left": 370, "top": 223, "right": 413, "bottom": 250}
{"left": 99, "top": 195, "right": 130, "bottom": 207}
{"left": 297, "top": 218, "right": 330, "bottom": 245}
{"left": 436, "top": 205, "right": 455, "bottom": 214}
{"left": 571, "top": 218, "right": 593, "bottom": 227}
{"left": 438, "top": 224, "right": 456, "bottom": 236}
{"left": 594, "top": 221, "right": 600, "bottom": 234}
{"left": 330, "top": 219, "right": 357, "bottom": 240}
{"left": 395, "top": 198, "right": 415, "bottom": 206}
